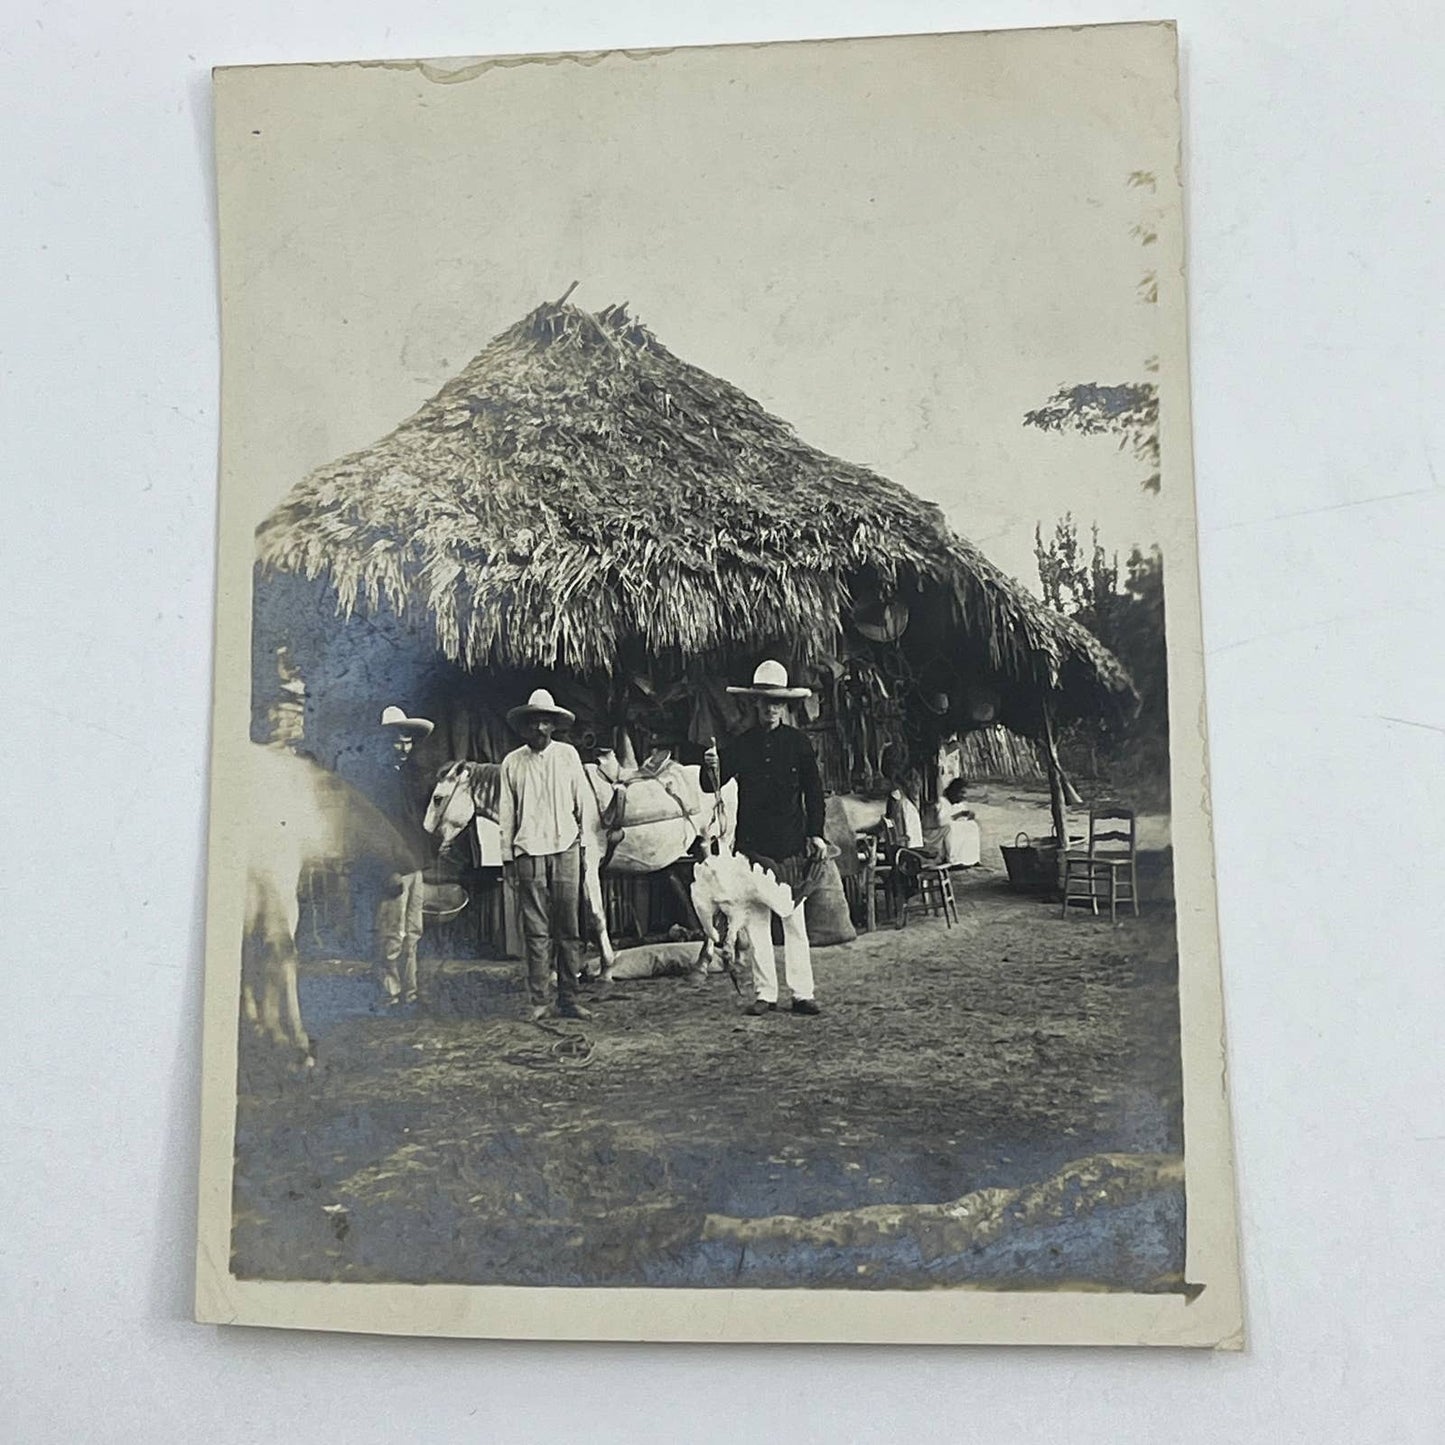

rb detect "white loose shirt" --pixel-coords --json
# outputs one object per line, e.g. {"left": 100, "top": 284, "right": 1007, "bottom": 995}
{"left": 896, "top": 793, "right": 924, "bottom": 848}
{"left": 497, "top": 741, "right": 590, "bottom": 862}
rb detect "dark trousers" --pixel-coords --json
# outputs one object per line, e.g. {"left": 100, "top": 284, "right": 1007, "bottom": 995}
{"left": 514, "top": 845, "right": 582, "bottom": 1006}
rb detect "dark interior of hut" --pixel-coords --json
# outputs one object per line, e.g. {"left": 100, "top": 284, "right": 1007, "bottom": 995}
{"left": 251, "top": 564, "right": 1057, "bottom": 961}
{"left": 252, "top": 566, "right": 1040, "bottom": 799}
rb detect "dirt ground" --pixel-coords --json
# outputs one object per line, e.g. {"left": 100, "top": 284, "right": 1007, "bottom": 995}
{"left": 233, "top": 793, "right": 1184, "bottom": 1292}
{"left": 964, "top": 781, "right": 1173, "bottom": 858}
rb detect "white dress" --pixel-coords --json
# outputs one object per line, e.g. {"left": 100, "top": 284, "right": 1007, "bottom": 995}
{"left": 940, "top": 802, "right": 981, "bottom": 867}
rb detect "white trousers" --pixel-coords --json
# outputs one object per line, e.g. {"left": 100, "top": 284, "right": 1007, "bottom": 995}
{"left": 746, "top": 904, "right": 815, "bottom": 1003}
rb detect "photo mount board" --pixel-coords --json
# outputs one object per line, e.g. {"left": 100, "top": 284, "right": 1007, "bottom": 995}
{"left": 196, "top": 22, "right": 1243, "bottom": 1347}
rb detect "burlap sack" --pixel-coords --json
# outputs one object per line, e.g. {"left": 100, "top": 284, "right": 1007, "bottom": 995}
{"left": 804, "top": 857, "right": 857, "bottom": 946}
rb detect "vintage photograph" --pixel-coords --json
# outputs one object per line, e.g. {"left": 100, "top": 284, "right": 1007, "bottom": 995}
{"left": 198, "top": 25, "right": 1241, "bottom": 1343}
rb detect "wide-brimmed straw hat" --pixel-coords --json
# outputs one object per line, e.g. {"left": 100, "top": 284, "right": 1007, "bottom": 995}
{"left": 380, "top": 705, "right": 434, "bottom": 737}
{"left": 725, "top": 659, "right": 812, "bottom": 700}
{"left": 507, "top": 688, "right": 577, "bottom": 728}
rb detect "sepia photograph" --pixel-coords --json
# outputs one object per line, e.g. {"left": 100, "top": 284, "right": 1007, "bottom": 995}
{"left": 18, "top": 0, "right": 1445, "bottom": 1433}
{"left": 197, "top": 23, "right": 1241, "bottom": 1343}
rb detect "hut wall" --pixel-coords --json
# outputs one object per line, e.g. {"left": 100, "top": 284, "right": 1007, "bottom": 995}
{"left": 950, "top": 725, "right": 1048, "bottom": 784}
{"left": 800, "top": 717, "right": 850, "bottom": 794}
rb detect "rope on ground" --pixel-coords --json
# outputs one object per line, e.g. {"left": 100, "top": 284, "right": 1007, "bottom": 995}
{"left": 498, "top": 1018, "right": 596, "bottom": 1071}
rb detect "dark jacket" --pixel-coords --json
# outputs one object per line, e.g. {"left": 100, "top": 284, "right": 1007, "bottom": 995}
{"left": 702, "top": 724, "right": 825, "bottom": 862}
{"left": 355, "top": 753, "right": 433, "bottom": 871}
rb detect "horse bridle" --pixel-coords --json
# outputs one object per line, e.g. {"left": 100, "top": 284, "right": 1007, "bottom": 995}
{"left": 433, "top": 763, "right": 476, "bottom": 850}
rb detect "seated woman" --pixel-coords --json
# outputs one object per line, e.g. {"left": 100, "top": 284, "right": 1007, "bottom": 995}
{"left": 932, "top": 776, "right": 982, "bottom": 867}
{"left": 889, "top": 772, "right": 955, "bottom": 869}
{"left": 886, "top": 777, "right": 927, "bottom": 851}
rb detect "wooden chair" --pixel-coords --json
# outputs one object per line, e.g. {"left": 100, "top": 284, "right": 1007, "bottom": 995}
{"left": 870, "top": 834, "right": 897, "bottom": 928}
{"left": 919, "top": 856, "right": 960, "bottom": 927}
{"left": 891, "top": 848, "right": 960, "bottom": 928}
{"left": 844, "top": 833, "right": 881, "bottom": 932}
{"left": 1060, "top": 803, "right": 1140, "bottom": 924}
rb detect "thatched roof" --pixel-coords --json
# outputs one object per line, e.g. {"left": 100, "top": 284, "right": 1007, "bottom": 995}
{"left": 257, "top": 299, "right": 1132, "bottom": 722}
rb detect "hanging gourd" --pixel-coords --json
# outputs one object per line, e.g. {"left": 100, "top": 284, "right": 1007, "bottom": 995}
{"left": 852, "top": 593, "right": 910, "bottom": 643}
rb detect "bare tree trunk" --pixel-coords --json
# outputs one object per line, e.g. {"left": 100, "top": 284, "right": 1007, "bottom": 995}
{"left": 1040, "top": 703, "right": 1069, "bottom": 890}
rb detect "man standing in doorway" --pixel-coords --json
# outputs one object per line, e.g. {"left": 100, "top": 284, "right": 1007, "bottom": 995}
{"left": 369, "top": 704, "right": 435, "bottom": 1007}
{"left": 499, "top": 689, "right": 593, "bottom": 1022}
{"left": 702, "top": 660, "right": 827, "bottom": 1017}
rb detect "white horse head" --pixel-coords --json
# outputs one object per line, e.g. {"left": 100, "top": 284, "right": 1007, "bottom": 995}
{"left": 424, "top": 761, "right": 498, "bottom": 852}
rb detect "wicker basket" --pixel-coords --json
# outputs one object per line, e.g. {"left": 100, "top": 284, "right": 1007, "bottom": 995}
{"left": 999, "top": 832, "right": 1061, "bottom": 897}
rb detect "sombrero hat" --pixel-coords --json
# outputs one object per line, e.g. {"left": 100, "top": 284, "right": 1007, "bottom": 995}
{"left": 506, "top": 688, "right": 577, "bottom": 728}
{"left": 725, "top": 659, "right": 812, "bottom": 700}
{"left": 379, "top": 705, "right": 434, "bottom": 737}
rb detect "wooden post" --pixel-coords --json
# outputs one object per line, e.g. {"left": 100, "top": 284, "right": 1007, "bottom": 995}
{"left": 1040, "top": 700, "right": 1069, "bottom": 890}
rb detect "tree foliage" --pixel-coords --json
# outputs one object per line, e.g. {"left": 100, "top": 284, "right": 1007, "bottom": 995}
{"left": 1034, "top": 513, "right": 1120, "bottom": 620}
{"left": 1035, "top": 515, "right": 1169, "bottom": 803}
{"left": 1024, "top": 382, "right": 1160, "bottom": 493}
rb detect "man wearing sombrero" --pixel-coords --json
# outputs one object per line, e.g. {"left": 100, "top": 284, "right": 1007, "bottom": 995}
{"left": 499, "top": 688, "right": 593, "bottom": 1022}
{"left": 702, "top": 660, "right": 826, "bottom": 1017}
{"left": 371, "top": 705, "right": 435, "bottom": 1006}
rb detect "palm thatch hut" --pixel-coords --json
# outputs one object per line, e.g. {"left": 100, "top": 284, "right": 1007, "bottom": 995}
{"left": 254, "top": 296, "right": 1131, "bottom": 846}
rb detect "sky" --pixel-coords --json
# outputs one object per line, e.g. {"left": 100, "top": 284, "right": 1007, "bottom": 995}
{"left": 218, "top": 25, "right": 1181, "bottom": 593}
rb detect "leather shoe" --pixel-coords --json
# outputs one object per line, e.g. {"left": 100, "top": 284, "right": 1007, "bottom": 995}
{"left": 744, "top": 999, "right": 777, "bottom": 1016}
{"left": 791, "top": 998, "right": 821, "bottom": 1016}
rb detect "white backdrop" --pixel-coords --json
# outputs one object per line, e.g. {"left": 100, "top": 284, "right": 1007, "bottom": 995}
{"left": 3, "top": 3, "right": 1441, "bottom": 1441}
